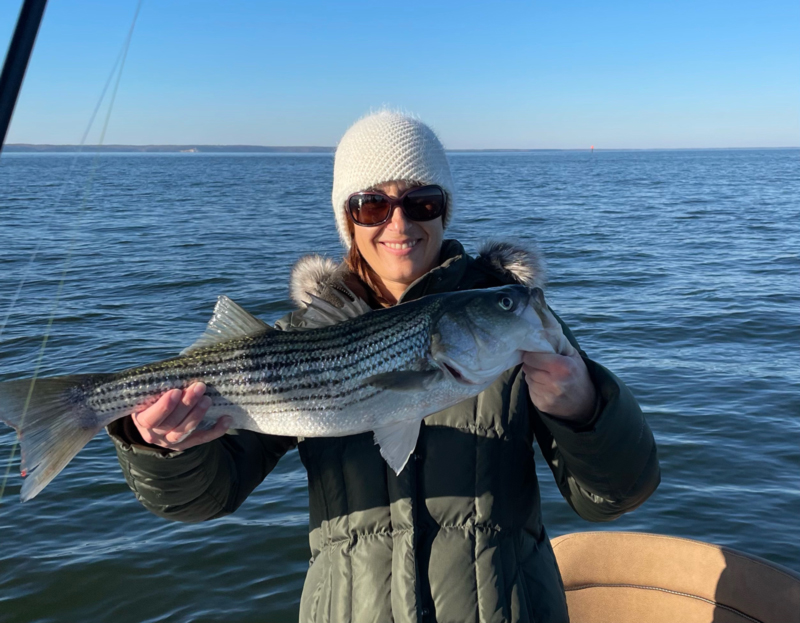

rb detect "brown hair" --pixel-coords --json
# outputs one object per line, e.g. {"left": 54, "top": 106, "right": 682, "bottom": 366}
{"left": 344, "top": 219, "right": 393, "bottom": 307}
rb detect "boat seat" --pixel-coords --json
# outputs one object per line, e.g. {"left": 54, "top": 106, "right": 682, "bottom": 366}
{"left": 551, "top": 531, "right": 800, "bottom": 623}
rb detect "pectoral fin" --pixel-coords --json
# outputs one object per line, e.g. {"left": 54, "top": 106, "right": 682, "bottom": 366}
{"left": 373, "top": 419, "right": 422, "bottom": 475}
{"left": 190, "top": 419, "right": 239, "bottom": 436}
{"left": 365, "top": 370, "right": 443, "bottom": 392}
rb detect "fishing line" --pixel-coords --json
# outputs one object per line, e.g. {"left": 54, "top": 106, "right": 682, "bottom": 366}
{"left": 0, "top": 43, "right": 128, "bottom": 344}
{"left": 0, "top": 0, "right": 143, "bottom": 505}
{"left": 0, "top": 12, "right": 135, "bottom": 338}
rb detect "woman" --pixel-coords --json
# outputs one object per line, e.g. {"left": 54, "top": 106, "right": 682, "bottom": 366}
{"left": 109, "top": 111, "right": 660, "bottom": 623}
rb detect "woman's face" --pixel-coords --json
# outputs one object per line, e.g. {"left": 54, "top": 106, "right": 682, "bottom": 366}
{"left": 351, "top": 180, "right": 444, "bottom": 298}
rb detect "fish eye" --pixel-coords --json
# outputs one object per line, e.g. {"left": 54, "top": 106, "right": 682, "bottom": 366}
{"left": 498, "top": 296, "right": 515, "bottom": 311}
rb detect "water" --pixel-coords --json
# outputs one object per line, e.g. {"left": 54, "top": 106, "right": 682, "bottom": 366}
{"left": 0, "top": 150, "right": 798, "bottom": 622}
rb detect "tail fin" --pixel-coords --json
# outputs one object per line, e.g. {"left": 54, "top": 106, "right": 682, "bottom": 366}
{"left": 0, "top": 375, "right": 106, "bottom": 502}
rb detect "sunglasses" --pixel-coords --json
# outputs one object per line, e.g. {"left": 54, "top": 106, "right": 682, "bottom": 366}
{"left": 346, "top": 185, "right": 446, "bottom": 226}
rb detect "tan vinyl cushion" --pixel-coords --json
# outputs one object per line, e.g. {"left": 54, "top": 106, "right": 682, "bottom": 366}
{"left": 551, "top": 532, "right": 800, "bottom": 623}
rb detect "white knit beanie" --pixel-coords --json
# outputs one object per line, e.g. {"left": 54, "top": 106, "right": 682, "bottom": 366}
{"left": 332, "top": 111, "right": 455, "bottom": 249}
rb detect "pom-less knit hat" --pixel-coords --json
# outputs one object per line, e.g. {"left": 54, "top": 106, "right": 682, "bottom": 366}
{"left": 331, "top": 111, "right": 455, "bottom": 249}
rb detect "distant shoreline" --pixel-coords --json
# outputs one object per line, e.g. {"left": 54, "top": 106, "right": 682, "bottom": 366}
{"left": 3, "top": 144, "right": 335, "bottom": 153}
{"left": 3, "top": 144, "right": 798, "bottom": 153}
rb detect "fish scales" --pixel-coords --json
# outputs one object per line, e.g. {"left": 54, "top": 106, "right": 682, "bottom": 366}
{"left": 100, "top": 301, "right": 420, "bottom": 395}
{"left": 80, "top": 300, "right": 436, "bottom": 435}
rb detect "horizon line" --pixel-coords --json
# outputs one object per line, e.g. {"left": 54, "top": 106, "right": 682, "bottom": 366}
{"left": 3, "top": 143, "right": 799, "bottom": 153}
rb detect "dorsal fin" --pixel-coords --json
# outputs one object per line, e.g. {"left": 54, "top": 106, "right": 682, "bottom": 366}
{"left": 301, "top": 286, "right": 372, "bottom": 329}
{"left": 181, "top": 296, "right": 271, "bottom": 355}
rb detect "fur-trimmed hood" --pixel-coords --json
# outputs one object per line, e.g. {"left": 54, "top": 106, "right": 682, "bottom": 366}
{"left": 289, "top": 240, "right": 546, "bottom": 308}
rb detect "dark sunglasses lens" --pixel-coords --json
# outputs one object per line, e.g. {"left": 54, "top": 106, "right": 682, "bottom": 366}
{"left": 403, "top": 186, "right": 445, "bottom": 221}
{"left": 349, "top": 194, "right": 391, "bottom": 225}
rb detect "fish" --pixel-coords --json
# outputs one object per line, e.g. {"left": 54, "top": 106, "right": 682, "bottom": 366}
{"left": 0, "top": 284, "right": 574, "bottom": 502}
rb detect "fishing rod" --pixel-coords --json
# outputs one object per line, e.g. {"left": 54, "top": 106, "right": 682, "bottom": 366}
{"left": 0, "top": 0, "right": 48, "bottom": 151}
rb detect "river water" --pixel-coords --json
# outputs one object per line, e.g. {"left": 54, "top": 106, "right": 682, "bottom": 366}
{"left": 0, "top": 149, "right": 798, "bottom": 622}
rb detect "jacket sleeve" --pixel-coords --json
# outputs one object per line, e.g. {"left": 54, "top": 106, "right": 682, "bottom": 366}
{"left": 530, "top": 312, "right": 660, "bottom": 522}
{"left": 108, "top": 416, "right": 297, "bottom": 522}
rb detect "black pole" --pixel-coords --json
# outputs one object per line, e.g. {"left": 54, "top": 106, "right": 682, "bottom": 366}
{"left": 0, "top": 0, "right": 48, "bottom": 151}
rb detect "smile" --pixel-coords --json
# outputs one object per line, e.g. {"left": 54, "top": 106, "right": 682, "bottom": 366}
{"left": 381, "top": 240, "right": 419, "bottom": 250}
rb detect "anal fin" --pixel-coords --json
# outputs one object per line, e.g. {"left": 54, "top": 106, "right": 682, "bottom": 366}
{"left": 373, "top": 419, "right": 422, "bottom": 475}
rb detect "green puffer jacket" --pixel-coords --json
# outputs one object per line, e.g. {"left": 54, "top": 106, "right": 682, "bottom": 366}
{"left": 108, "top": 240, "right": 660, "bottom": 623}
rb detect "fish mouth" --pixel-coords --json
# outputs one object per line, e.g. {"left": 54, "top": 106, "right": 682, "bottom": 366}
{"left": 435, "top": 348, "right": 526, "bottom": 387}
{"left": 435, "top": 355, "right": 481, "bottom": 385}
{"left": 441, "top": 361, "right": 471, "bottom": 384}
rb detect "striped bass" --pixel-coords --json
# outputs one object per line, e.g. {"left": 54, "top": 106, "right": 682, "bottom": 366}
{"left": 0, "top": 284, "right": 573, "bottom": 502}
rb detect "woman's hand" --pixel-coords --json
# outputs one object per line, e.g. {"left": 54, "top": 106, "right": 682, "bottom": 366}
{"left": 130, "top": 382, "right": 231, "bottom": 451}
{"left": 522, "top": 351, "right": 597, "bottom": 423}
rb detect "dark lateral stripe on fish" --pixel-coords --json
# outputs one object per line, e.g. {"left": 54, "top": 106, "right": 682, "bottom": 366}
{"left": 88, "top": 358, "right": 416, "bottom": 414}
{"left": 112, "top": 317, "right": 426, "bottom": 374}
{"left": 208, "top": 312, "right": 426, "bottom": 356}
{"left": 187, "top": 309, "right": 425, "bottom": 356}
{"left": 95, "top": 342, "right": 419, "bottom": 399}
{"left": 94, "top": 326, "right": 430, "bottom": 399}
{"left": 177, "top": 323, "right": 428, "bottom": 370}
{"left": 90, "top": 371, "right": 389, "bottom": 410}
{"left": 82, "top": 335, "right": 430, "bottom": 415}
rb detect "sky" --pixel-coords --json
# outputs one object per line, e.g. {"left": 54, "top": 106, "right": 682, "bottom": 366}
{"left": 1, "top": 0, "right": 798, "bottom": 149}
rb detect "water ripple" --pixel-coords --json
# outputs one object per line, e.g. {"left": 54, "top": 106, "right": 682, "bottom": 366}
{"left": 0, "top": 149, "right": 798, "bottom": 621}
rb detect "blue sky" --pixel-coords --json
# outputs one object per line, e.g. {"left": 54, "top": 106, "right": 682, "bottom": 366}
{"left": 1, "top": 0, "right": 798, "bottom": 149}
